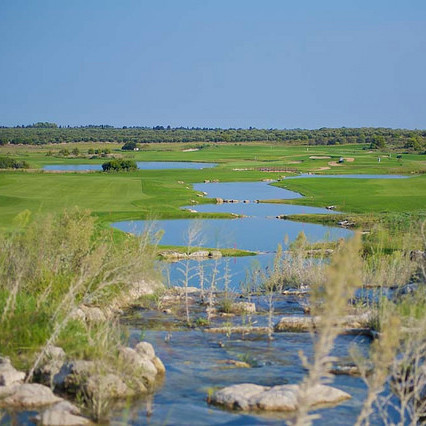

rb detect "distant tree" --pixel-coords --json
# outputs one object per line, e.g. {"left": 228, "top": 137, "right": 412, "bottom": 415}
{"left": 72, "top": 147, "right": 80, "bottom": 156}
{"left": 370, "top": 135, "right": 386, "bottom": 150}
{"left": 58, "top": 148, "right": 70, "bottom": 156}
{"left": 404, "top": 137, "right": 422, "bottom": 151}
{"left": 27, "top": 122, "right": 58, "bottom": 128}
{"left": 121, "top": 141, "right": 137, "bottom": 150}
{"left": 88, "top": 148, "right": 94, "bottom": 155}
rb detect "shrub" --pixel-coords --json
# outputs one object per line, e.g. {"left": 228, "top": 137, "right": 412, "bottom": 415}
{"left": 102, "top": 159, "right": 137, "bottom": 172}
{"left": 0, "top": 156, "right": 29, "bottom": 169}
{"left": 121, "top": 141, "right": 137, "bottom": 151}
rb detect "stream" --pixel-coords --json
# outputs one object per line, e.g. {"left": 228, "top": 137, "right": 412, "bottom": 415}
{"left": 108, "top": 179, "right": 383, "bottom": 424}
{"left": 6, "top": 168, "right": 409, "bottom": 425}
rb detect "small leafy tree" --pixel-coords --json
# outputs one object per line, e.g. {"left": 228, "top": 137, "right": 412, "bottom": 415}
{"left": 121, "top": 141, "right": 137, "bottom": 151}
{"left": 102, "top": 159, "right": 137, "bottom": 172}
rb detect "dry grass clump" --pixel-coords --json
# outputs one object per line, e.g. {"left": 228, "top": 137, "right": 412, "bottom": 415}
{"left": 290, "top": 233, "right": 363, "bottom": 425}
{"left": 290, "top": 221, "right": 426, "bottom": 425}
{"left": 0, "top": 208, "right": 161, "bottom": 373}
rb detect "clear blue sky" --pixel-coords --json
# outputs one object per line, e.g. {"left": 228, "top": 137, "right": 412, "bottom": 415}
{"left": 1, "top": 0, "right": 425, "bottom": 129}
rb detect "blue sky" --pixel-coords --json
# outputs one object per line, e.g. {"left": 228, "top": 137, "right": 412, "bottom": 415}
{"left": 0, "top": 0, "right": 425, "bottom": 128}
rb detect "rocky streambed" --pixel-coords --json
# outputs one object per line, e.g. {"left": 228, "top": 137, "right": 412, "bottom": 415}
{"left": 104, "top": 287, "right": 385, "bottom": 425}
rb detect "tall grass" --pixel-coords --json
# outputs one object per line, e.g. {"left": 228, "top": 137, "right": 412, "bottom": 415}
{"left": 0, "top": 208, "right": 161, "bottom": 371}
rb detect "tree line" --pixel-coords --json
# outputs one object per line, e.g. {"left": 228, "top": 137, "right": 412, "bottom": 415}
{"left": 0, "top": 124, "right": 425, "bottom": 150}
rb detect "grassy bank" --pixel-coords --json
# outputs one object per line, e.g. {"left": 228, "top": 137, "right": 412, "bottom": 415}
{"left": 0, "top": 209, "right": 161, "bottom": 370}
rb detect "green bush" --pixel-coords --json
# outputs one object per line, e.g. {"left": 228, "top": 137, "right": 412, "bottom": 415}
{"left": 121, "top": 141, "right": 137, "bottom": 150}
{"left": 102, "top": 159, "right": 137, "bottom": 172}
{"left": 0, "top": 156, "right": 29, "bottom": 169}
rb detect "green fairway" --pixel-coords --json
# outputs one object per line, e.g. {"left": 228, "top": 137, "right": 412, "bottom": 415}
{"left": 0, "top": 143, "right": 425, "bottom": 231}
{"left": 275, "top": 175, "right": 426, "bottom": 213}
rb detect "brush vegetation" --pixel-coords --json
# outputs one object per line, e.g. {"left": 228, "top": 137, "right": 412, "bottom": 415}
{"left": 0, "top": 208, "right": 160, "bottom": 371}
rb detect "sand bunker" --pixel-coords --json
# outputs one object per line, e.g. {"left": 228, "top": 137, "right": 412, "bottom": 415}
{"left": 182, "top": 148, "right": 199, "bottom": 152}
{"left": 328, "top": 161, "right": 343, "bottom": 167}
{"left": 345, "top": 157, "right": 355, "bottom": 162}
{"left": 316, "top": 166, "right": 331, "bottom": 171}
{"left": 288, "top": 161, "right": 302, "bottom": 164}
{"left": 309, "top": 156, "right": 331, "bottom": 160}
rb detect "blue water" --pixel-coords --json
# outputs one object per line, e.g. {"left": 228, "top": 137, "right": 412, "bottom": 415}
{"left": 43, "top": 164, "right": 102, "bottom": 171}
{"left": 114, "top": 218, "right": 350, "bottom": 254}
{"left": 112, "top": 181, "right": 352, "bottom": 290}
{"left": 194, "top": 181, "right": 301, "bottom": 200}
{"left": 43, "top": 161, "right": 217, "bottom": 171}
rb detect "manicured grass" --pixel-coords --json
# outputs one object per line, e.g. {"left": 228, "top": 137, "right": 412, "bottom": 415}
{"left": 0, "top": 143, "right": 425, "bottom": 231}
{"left": 275, "top": 175, "right": 426, "bottom": 214}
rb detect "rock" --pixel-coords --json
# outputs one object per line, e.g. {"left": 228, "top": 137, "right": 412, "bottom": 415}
{"left": 135, "top": 342, "right": 156, "bottom": 359}
{"left": 216, "top": 198, "right": 224, "bottom": 204}
{"left": 171, "top": 286, "right": 201, "bottom": 295}
{"left": 410, "top": 250, "right": 425, "bottom": 261}
{"left": 329, "top": 364, "right": 361, "bottom": 376}
{"left": 217, "top": 360, "right": 251, "bottom": 369}
{"left": 70, "top": 308, "right": 86, "bottom": 322}
{"left": 118, "top": 347, "right": 157, "bottom": 385}
{"left": 62, "top": 360, "right": 96, "bottom": 393}
{"left": 0, "top": 383, "right": 20, "bottom": 399}
{"left": 36, "top": 401, "right": 90, "bottom": 425}
{"left": 189, "top": 250, "right": 210, "bottom": 259}
{"left": 79, "top": 305, "right": 106, "bottom": 323}
{"left": 227, "top": 302, "right": 256, "bottom": 314}
{"left": 274, "top": 312, "right": 372, "bottom": 332}
{"left": 282, "top": 287, "right": 309, "bottom": 296}
{"left": 326, "top": 205, "right": 336, "bottom": 210}
{"left": 85, "top": 373, "right": 135, "bottom": 399}
{"left": 34, "top": 359, "right": 64, "bottom": 388}
{"left": 205, "top": 326, "right": 270, "bottom": 335}
{"left": 1, "top": 383, "right": 63, "bottom": 408}
{"left": 210, "top": 383, "right": 351, "bottom": 412}
{"left": 0, "top": 357, "right": 26, "bottom": 386}
{"left": 152, "top": 357, "right": 166, "bottom": 375}
{"left": 209, "top": 250, "right": 222, "bottom": 258}
{"left": 274, "top": 316, "right": 313, "bottom": 332}
{"left": 45, "top": 346, "right": 66, "bottom": 360}
{"left": 276, "top": 215, "right": 289, "bottom": 219}
{"left": 211, "top": 384, "right": 266, "bottom": 410}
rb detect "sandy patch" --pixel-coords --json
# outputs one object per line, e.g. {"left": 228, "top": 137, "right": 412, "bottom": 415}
{"left": 328, "top": 161, "right": 343, "bottom": 167}
{"left": 316, "top": 166, "right": 331, "bottom": 171}
{"left": 345, "top": 157, "right": 355, "bottom": 162}
{"left": 182, "top": 148, "right": 199, "bottom": 152}
{"left": 288, "top": 161, "right": 302, "bottom": 164}
{"left": 309, "top": 156, "right": 331, "bottom": 159}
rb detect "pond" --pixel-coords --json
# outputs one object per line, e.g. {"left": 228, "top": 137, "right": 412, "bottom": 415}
{"left": 43, "top": 161, "right": 217, "bottom": 171}
{"left": 112, "top": 181, "right": 352, "bottom": 290}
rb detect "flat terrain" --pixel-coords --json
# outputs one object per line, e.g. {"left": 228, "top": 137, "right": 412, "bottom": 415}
{"left": 0, "top": 142, "right": 425, "bottom": 231}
